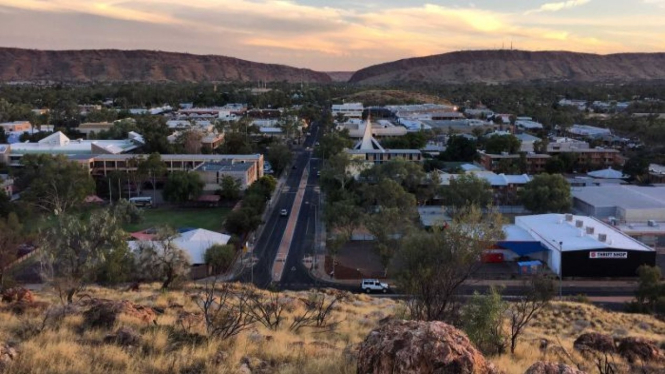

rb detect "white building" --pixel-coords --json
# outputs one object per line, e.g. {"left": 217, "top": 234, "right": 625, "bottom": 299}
{"left": 567, "top": 124, "right": 612, "bottom": 138}
{"left": 515, "top": 119, "right": 544, "bottom": 130}
{"left": 332, "top": 103, "right": 364, "bottom": 119}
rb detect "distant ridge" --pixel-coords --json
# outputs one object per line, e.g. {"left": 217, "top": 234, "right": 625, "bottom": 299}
{"left": 349, "top": 50, "right": 665, "bottom": 84}
{"left": 0, "top": 48, "right": 332, "bottom": 83}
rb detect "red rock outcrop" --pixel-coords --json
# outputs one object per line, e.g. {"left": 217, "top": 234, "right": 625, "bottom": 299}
{"left": 524, "top": 362, "right": 587, "bottom": 374}
{"left": 357, "top": 319, "right": 499, "bottom": 374}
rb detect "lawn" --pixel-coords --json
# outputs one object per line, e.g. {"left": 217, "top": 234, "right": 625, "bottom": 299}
{"left": 123, "top": 207, "right": 232, "bottom": 233}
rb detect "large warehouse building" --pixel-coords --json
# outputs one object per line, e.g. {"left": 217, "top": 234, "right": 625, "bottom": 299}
{"left": 572, "top": 185, "right": 665, "bottom": 221}
{"left": 499, "top": 213, "right": 656, "bottom": 277}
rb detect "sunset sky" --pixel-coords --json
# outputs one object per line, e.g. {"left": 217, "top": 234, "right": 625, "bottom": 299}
{"left": 0, "top": 0, "right": 663, "bottom": 71}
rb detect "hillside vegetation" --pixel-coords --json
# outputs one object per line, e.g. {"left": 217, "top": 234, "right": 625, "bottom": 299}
{"left": 0, "top": 48, "right": 332, "bottom": 84}
{"left": 349, "top": 50, "right": 665, "bottom": 85}
{"left": 2, "top": 285, "right": 665, "bottom": 373}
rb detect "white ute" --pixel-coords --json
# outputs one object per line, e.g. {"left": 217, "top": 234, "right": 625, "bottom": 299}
{"left": 361, "top": 279, "right": 389, "bottom": 293}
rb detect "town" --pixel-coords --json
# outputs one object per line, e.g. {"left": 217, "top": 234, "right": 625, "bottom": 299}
{"left": 2, "top": 81, "right": 665, "bottom": 373}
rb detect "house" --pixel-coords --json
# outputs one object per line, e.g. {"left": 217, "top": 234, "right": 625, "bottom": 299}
{"left": 0, "top": 121, "right": 31, "bottom": 132}
{"left": 567, "top": 124, "right": 612, "bottom": 138}
{"left": 477, "top": 151, "right": 550, "bottom": 174}
{"left": 515, "top": 133, "right": 541, "bottom": 152}
{"left": 128, "top": 228, "right": 232, "bottom": 279}
{"left": 77, "top": 122, "right": 114, "bottom": 137}
{"left": 515, "top": 119, "right": 544, "bottom": 131}
{"left": 649, "top": 164, "right": 665, "bottom": 183}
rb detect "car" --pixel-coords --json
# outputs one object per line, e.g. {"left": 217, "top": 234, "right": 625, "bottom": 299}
{"left": 280, "top": 209, "right": 288, "bottom": 216}
{"left": 361, "top": 279, "right": 389, "bottom": 293}
{"left": 316, "top": 171, "right": 320, "bottom": 177}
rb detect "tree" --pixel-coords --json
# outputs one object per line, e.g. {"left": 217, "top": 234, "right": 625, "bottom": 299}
{"left": 175, "top": 129, "right": 203, "bottom": 154}
{"left": 623, "top": 156, "right": 650, "bottom": 183}
{"left": 266, "top": 143, "right": 293, "bottom": 175}
{"left": 440, "top": 135, "right": 477, "bottom": 162}
{"left": 220, "top": 132, "right": 253, "bottom": 154}
{"left": 545, "top": 157, "right": 566, "bottom": 174}
{"left": 315, "top": 130, "right": 353, "bottom": 160}
{"left": 40, "top": 209, "right": 128, "bottom": 303}
{"left": 507, "top": 275, "right": 555, "bottom": 353}
{"left": 462, "top": 287, "right": 507, "bottom": 355}
{"left": 634, "top": 265, "right": 664, "bottom": 314}
{"left": 19, "top": 154, "right": 95, "bottom": 214}
{"left": 224, "top": 209, "right": 262, "bottom": 236}
{"left": 135, "top": 227, "right": 191, "bottom": 289}
{"left": 219, "top": 176, "right": 242, "bottom": 201}
{"left": 520, "top": 174, "right": 571, "bottom": 213}
{"left": 136, "top": 153, "right": 167, "bottom": 192}
{"left": 204, "top": 244, "right": 236, "bottom": 274}
{"left": 485, "top": 135, "right": 521, "bottom": 154}
{"left": 163, "top": 171, "right": 204, "bottom": 203}
{"left": 394, "top": 207, "right": 504, "bottom": 322}
{"left": 0, "top": 213, "right": 22, "bottom": 288}
{"left": 320, "top": 152, "right": 355, "bottom": 193}
{"left": 441, "top": 173, "right": 493, "bottom": 214}
{"left": 135, "top": 116, "right": 173, "bottom": 154}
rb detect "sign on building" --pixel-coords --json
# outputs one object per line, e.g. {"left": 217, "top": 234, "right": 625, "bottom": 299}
{"left": 589, "top": 251, "right": 627, "bottom": 259}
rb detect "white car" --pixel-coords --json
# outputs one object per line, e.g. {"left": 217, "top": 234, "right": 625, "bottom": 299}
{"left": 361, "top": 279, "right": 389, "bottom": 293}
{"left": 280, "top": 209, "right": 288, "bottom": 216}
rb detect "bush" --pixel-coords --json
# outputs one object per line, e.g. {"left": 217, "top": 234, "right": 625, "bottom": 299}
{"left": 462, "top": 287, "right": 506, "bottom": 355}
{"left": 204, "top": 244, "right": 236, "bottom": 274}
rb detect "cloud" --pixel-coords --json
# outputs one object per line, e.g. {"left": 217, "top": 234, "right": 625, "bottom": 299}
{"left": 527, "top": 0, "right": 590, "bottom": 14}
{"left": 0, "top": 0, "right": 660, "bottom": 71}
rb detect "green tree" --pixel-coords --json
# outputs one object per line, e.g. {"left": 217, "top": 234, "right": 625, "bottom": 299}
{"left": 315, "top": 130, "right": 353, "bottom": 160}
{"left": 163, "top": 171, "right": 204, "bottom": 203}
{"left": 440, "top": 135, "right": 477, "bottom": 162}
{"left": 219, "top": 176, "right": 242, "bottom": 201}
{"left": 224, "top": 209, "right": 262, "bottom": 236}
{"left": 623, "top": 156, "right": 650, "bottom": 183}
{"left": 204, "top": 244, "right": 236, "bottom": 274}
{"left": 266, "top": 143, "right": 293, "bottom": 175}
{"left": 137, "top": 152, "right": 167, "bottom": 192}
{"left": 441, "top": 173, "right": 493, "bottom": 214}
{"left": 634, "top": 265, "right": 663, "bottom": 313}
{"left": 135, "top": 226, "right": 191, "bottom": 289}
{"left": 462, "top": 287, "right": 507, "bottom": 355}
{"left": 485, "top": 134, "right": 521, "bottom": 154}
{"left": 19, "top": 154, "right": 95, "bottom": 214}
{"left": 519, "top": 174, "right": 571, "bottom": 213}
{"left": 394, "top": 207, "right": 504, "bottom": 321}
{"left": 545, "top": 157, "right": 566, "bottom": 174}
{"left": 135, "top": 116, "right": 173, "bottom": 154}
{"left": 219, "top": 132, "right": 253, "bottom": 154}
{"left": 320, "top": 152, "right": 355, "bottom": 193}
{"left": 40, "top": 209, "right": 128, "bottom": 303}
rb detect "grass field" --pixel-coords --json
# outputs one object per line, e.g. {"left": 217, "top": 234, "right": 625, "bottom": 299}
{"left": 123, "top": 207, "right": 232, "bottom": 233}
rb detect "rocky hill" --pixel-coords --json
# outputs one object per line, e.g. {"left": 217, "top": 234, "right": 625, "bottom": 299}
{"left": 349, "top": 50, "right": 665, "bottom": 85}
{"left": 0, "top": 48, "right": 332, "bottom": 84}
{"left": 325, "top": 71, "right": 355, "bottom": 82}
{"left": 2, "top": 284, "right": 665, "bottom": 374}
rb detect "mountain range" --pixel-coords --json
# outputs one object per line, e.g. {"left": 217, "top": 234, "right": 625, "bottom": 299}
{"left": 1, "top": 48, "right": 665, "bottom": 84}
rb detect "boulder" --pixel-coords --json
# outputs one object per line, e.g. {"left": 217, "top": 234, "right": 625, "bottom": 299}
{"left": 1, "top": 287, "right": 35, "bottom": 303}
{"left": 524, "top": 362, "right": 587, "bottom": 374}
{"left": 104, "top": 327, "right": 142, "bottom": 347}
{"left": 357, "top": 319, "right": 499, "bottom": 374}
{"left": 572, "top": 333, "right": 615, "bottom": 354}
{"left": 615, "top": 337, "right": 662, "bottom": 363}
{"left": 82, "top": 298, "right": 156, "bottom": 328}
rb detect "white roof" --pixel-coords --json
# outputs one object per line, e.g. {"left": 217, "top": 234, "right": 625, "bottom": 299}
{"left": 503, "top": 224, "right": 538, "bottom": 241}
{"left": 439, "top": 171, "right": 531, "bottom": 187}
{"left": 418, "top": 206, "right": 451, "bottom": 227}
{"left": 515, "top": 214, "right": 654, "bottom": 252}
{"left": 515, "top": 120, "right": 544, "bottom": 129}
{"left": 129, "top": 228, "right": 231, "bottom": 265}
{"left": 572, "top": 185, "right": 665, "bottom": 210}
{"left": 587, "top": 167, "right": 627, "bottom": 179}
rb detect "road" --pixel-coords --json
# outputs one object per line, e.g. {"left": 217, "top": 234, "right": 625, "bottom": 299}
{"left": 236, "top": 121, "right": 321, "bottom": 288}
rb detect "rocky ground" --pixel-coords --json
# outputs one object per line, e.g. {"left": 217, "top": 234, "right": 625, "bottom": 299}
{"left": 1, "top": 284, "right": 665, "bottom": 373}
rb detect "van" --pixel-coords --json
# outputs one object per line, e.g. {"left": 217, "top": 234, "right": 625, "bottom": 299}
{"left": 129, "top": 196, "right": 153, "bottom": 208}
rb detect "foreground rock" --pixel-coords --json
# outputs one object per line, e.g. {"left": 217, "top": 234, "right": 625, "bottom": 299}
{"left": 104, "top": 327, "right": 142, "bottom": 347}
{"left": 357, "top": 319, "right": 499, "bottom": 374}
{"left": 1, "top": 287, "right": 34, "bottom": 303}
{"left": 615, "top": 337, "right": 662, "bottom": 363}
{"left": 81, "top": 298, "right": 157, "bottom": 328}
{"left": 524, "top": 362, "right": 587, "bottom": 374}
{"left": 573, "top": 333, "right": 615, "bottom": 354}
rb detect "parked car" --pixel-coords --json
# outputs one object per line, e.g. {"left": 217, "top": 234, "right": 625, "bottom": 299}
{"left": 361, "top": 279, "right": 389, "bottom": 293}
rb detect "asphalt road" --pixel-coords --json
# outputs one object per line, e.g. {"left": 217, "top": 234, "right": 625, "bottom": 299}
{"left": 237, "top": 121, "right": 321, "bottom": 288}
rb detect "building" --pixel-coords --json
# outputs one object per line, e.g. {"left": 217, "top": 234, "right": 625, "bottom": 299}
{"left": 572, "top": 185, "right": 665, "bottom": 222}
{"left": 332, "top": 103, "right": 364, "bottom": 119}
{"left": 77, "top": 153, "right": 264, "bottom": 183}
{"left": 1, "top": 131, "right": 144, "bottom": 166}
{"left": 430, "top": 112, "right": 465, "bottom": 121}
{"left": 586, "top": 167, "right": 627, "bottom": 179}
{"left": 567, "top": 124, "right": 612, "bottom": 138}
{"left": 515, "top": 133, "right": 541, "bottom": 152}
{"left": 345, "top": 118, "right": 422, "bottom": 164}
{"left": 649, "top": 164, "right": 665, "bottom": 183}
{"left": 77, "top": 122, "right": 114, "bottom": 137}
{"left": 464, "top": 108, "right": 494, "bottom": 118}
{"left": 128, "top": 228, "right": 231, "bottom": 278}
{"left": 506, "top": 214, "right": 655, "bottom": 277}
{"left": 195, "top": 160, "right": 259, "bottom": 191}
{"left": 0, "top": 121, "right": 31, "bottom": 132}
{"left": 558, "top": 99, "right": 587, "bottom": 111}
{"left": 547, "top": 137, "right": 589, "bottom": 152}
{"left": 341, "top": 119, "right": 407, "bottom": 139}
{"left": 515, "top": 119, "right": 544, "bottom": 130}
{"left": 478, "top": 151, "right": 550, "bottom": 174}
{"left": 0, "top": 174, "right": 13, "bottom": 196}
{"left": 548, "top": 147, "right": 622, "bottom": 168}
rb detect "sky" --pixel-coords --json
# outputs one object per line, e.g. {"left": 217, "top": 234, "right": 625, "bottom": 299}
{"left": 0, "top": 0, "right": 663, "bottom": 71}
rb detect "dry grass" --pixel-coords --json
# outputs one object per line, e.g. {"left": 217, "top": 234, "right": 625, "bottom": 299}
{"left": 490, "top": 301, "right": 665, "bottom": 374}
{"left": 0, "top": 283, "right": 398, "bottom": 374}
{"left": 3, "top": 285, "right": 665, "bottom": 374}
